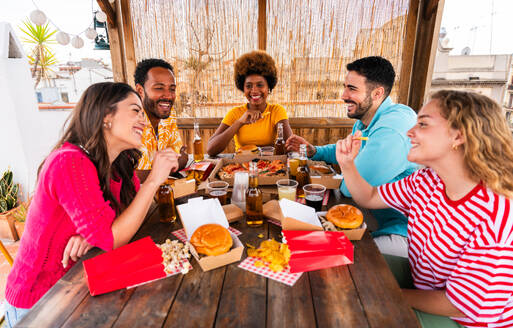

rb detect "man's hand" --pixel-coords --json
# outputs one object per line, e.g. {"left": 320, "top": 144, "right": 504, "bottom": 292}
{"left": 335, "top": 131, "right": 362, "bottom": 170}
{"left": 62, "top": 235, "right": 93, "bottom": 268}
{"left": 285, "top": 134, "right": 316, "bottom": 157}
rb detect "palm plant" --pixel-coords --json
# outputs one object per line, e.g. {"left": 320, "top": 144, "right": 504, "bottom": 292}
{"left": 19, "top": 19, "right": 58, "bottom": 88}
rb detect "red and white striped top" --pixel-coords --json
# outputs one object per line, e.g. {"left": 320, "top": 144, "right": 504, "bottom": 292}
{"left": 378, "top": 168, "right": 513, "bottom": 327}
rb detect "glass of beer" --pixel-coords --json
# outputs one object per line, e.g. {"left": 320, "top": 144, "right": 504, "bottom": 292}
{"left": 276, "top": 179, "right": 298, "bottom": 201}
{"left": 303, "top": 184, "right": 326, "bottom": 212}
{"left": 207, "top": 181, "right": 229, "bottom": 205}
{"left": 157, "top": 184, "right": 177, "bottom": 223}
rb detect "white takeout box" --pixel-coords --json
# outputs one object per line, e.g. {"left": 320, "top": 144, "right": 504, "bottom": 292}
{"left": 177, "top": 197, "right": 243, "bottom": 271}
{"left": 278, "top": 199, "right": 323, "bottom": 231}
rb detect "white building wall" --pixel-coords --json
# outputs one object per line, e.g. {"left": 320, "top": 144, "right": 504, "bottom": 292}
{"left": 0, "top": 22, "right": 70, "bottom": 198}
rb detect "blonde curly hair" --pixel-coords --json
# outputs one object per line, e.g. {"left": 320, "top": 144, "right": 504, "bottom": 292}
{"left": 431, "top": 90, "right": 513, "bottom": 198}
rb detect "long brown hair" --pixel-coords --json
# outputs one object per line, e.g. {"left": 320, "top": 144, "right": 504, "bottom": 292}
{"left": 431, "top": 90, "right": 513, "bottom": 198}
{"left": 47, "top": 82, "right": 142, "bottom": 214}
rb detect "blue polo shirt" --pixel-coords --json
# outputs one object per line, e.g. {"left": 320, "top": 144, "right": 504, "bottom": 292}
{"left": 311, "top": 97, "right": 418, "bottom": 238}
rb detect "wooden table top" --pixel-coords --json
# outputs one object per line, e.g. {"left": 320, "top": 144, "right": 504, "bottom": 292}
{"left": 17, "top": 190, "right": 419, "bottom": 328}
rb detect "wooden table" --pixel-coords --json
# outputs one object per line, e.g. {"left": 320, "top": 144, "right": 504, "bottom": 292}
{"left": 17, "top": 190, "right": 419, "bottom": 328}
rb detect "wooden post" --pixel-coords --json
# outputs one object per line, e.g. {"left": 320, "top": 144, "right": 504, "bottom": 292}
{"left": 97, "top": 0, "right": 126, "bottom": 82}
{"left": 407, "top": 0, "right": 445, "bottom": 111}
{"left": 258, "top": 0, "right": 267, "bottom": 50}
{"left": 119, "top": 0, "right": 137, "bottom": 87}
{"left": 397, "top": 0, "right": 420, "bottom": 107}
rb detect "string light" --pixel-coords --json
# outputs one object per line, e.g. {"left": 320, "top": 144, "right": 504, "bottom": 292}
{"left": 29, "top": 0, "right": 107, "bottom": 50}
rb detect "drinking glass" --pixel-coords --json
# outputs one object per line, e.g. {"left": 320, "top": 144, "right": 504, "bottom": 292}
{"left": 276, "top": 179, "right": 298, "bottom": 201}
{"left": 207, "top": 181, "right": 229, "bottom": 205}
{"left": 303, "top": 184, "right": 326, "bottom": 211}
{"left": 259, "top": 146, "right": 275, "bottom": 156}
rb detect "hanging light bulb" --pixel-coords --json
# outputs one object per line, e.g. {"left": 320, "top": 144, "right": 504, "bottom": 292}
{"left": 30, "top": 9, "right": 47, "bottom": 26}
{"left": 71, "top": 36, "right": 84, "bottom": 49}
{"left": 55, "top": 31, "right": 70, "bottom": 45}
{"left": 85, "top": 28, "right": 97, "bottom": 40}
{"left": 95, "top": 11, "right": 107, "bottom": 23}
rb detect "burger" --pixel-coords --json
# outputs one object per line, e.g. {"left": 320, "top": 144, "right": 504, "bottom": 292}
{"left": 326, "top": 204, "right": 363, "bottom": 229}
{"left": 190, "top": 223, "right": 233, "bottom": 256}
{"left": 236, "top": 144, "right": 259, "bottom": 154}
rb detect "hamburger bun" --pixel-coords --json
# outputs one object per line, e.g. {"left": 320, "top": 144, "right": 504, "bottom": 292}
{"left": 190, "top": 224, "right": 233, "bottom": 256}
{"left": 326, "top": 204, "right": 363, "bottom": 229}
{"left": 236, "top": 144, "right": 258, "bottom": 154}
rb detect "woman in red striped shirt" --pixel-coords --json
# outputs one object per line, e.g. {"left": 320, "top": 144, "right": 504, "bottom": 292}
{"left": 336, "top": 90, "right": 513, "bottom": 328}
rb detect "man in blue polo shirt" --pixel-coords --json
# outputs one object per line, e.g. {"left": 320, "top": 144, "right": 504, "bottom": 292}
{"left": 286, "top": 56, "right": 417, "bottom": 258}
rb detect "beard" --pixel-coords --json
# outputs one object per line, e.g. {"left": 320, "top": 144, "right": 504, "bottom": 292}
{"left": 346, "top": 92, "right": 373, "bottom": 120}
{"left": 143, "top": 90, "right": 173, "bottom": 120}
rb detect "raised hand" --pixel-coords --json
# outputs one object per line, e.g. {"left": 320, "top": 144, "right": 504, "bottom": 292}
{"left": 336, "top": 130, "right": 363, "bottom": 169}
{"left": 237, "top": 110, "right": 262, "bottom": 125}
{"left": 147, "top": 148, "right": 179, "bottom": 186}
{"left": 62, "top": 235, "right": 93, "bottom": 268}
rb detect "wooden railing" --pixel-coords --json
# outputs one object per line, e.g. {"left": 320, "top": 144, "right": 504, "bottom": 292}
{"left": 178, "top": 117, "right": 355, "bottom": 154}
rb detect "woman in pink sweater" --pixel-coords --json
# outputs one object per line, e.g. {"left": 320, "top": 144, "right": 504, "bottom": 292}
{"left": 4, "top": 82, "right": 179, "bottom": 327}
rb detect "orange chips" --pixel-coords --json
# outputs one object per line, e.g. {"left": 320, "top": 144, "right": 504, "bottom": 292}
{"left": 247, "top": 239, "right": 291, "bottom": 272}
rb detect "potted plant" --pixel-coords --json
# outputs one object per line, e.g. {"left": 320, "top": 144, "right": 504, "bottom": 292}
{"left": 12, "top": 201, "right": 28, "bottom": 240}
{"left": 0, "top": 169, "right": 21, "bottom": 241}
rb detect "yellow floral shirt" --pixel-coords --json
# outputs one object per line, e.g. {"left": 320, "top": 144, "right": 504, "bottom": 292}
{"left": 137, "top": 109, "right": 182, "bottom": 170}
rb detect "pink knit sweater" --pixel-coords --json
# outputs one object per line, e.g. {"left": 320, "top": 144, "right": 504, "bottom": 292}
{"left": 5, "top": 143, "right": 140, "bottom": 309}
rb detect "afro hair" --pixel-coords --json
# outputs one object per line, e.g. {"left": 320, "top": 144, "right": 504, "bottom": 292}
{"left": 234, "top": 50, "right": 278, "bottom": 92}
{"left": 134, "top": 58, "right": 174, "bottom": 86}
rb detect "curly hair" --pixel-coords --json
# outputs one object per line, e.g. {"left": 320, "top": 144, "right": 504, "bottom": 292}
{"left": 346, "top": 56, "right": 395, "bottom": 97}
{"left": 134, "top": 58, "right": 174, "bottom": 86}
{"left": 431, "top": 90, "right": 513, "bottom": 198}
{"left": 234, "top": 51, "right": 278, "bottom": 92}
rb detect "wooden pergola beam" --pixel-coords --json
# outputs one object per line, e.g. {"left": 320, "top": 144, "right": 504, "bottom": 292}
{"left": 399, "top": 0, "right": 445, "bottom": 111}
{"left": 258, "top": 0, "right": 267, "bottom": 50}
{"left": 96, "top": 0, "right": 117, "bottom": 28}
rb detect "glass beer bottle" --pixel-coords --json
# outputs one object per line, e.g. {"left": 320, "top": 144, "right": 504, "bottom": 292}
{"left": 295, "top": 144, "right": 311, "bottom": 196}
{"left": 193, "top": 122, "right": 204, "bottom": 162}
{"left": 246, "top": 162, "right": 264, "bottom": 227}
{"left": 157, "top": 183, "right": 177, "bottom": 223}
{"left": 274, "top": 122, "right": 286, "bottom": 155}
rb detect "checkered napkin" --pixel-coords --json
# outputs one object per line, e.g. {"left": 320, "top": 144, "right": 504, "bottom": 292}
{"left": 295, "top": 191, "right": 330, "bottom": 206}
{"left": 172, "top": 227, "right": 242, "bottom": 243}
{"left": 127, "top": 259, "right": 193, "bottom": 289}
{"left": 238, "top": 256, "right": 303, "bottom": 286}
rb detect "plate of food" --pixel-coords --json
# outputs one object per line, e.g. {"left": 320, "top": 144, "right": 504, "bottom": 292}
{"left": 217, "top": 159, "right": 286, "bottom": 180}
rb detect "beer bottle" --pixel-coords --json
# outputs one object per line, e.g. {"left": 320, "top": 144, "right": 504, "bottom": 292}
{"left": 274, "top": 122, "right": 286, "bottom": 155}
{"left": 157, "top": 183, "right": 177, "bottom": 223}
{"left": 246, "top": 161, "right": 264, "bottom": 227}
{"left": 193, "top": 122, "right": 204, "bottom": 162}
{"left": 295, "top": 144, "right": 311, "bottom": 196}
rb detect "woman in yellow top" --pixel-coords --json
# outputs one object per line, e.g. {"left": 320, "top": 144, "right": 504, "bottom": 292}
{"left": 207, "top": 51, "right": 292, "bottom": 156}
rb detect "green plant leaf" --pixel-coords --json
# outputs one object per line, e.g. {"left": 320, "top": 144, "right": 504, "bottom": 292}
{"left": 0, "top": 199, "right": 7, "bottom": 213}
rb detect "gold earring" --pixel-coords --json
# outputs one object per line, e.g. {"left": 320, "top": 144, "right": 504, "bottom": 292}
{"left": 452, "top": 144, "right": 459, "bottom": 151}
{"left": 103, "top": 122, "right": 112, "bottom": 129}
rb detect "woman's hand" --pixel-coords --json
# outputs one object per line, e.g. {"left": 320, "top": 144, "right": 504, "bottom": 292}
{"left": 62, "top": 235, "right": 93, "bottom": 268}
{"left": 336, "top": 130, "right": 362, "bottom": 169}
{"left": 147, "top": 149, "right": 179, "bottom": 186}
{"left": 237, "top": 110, "right": 262, "bottom": 125}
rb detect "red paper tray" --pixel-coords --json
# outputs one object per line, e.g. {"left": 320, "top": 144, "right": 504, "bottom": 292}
{"left": 83, "top": 237, "right": 166, "bottom": 296}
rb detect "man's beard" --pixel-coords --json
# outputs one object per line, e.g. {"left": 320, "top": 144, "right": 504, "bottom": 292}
{"left": 346, "top": 93, "right": 373, "bottom": 120}
{"left": 143, "top": 90, "right": 173, "bottom": 120}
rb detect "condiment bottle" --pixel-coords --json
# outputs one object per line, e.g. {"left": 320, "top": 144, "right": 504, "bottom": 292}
{"left": 245, "top": 161, "right": 263, "bottom": 227}
{"left": 274, "top": 122, "right": 286, "bottom": 155}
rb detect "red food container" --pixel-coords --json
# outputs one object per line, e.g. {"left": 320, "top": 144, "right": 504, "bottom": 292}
{"left": 283, "top": 230, "right": 354, "bottom": 273}
{"left": 83, "top": 237, "right": 166, "bottom": 296}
